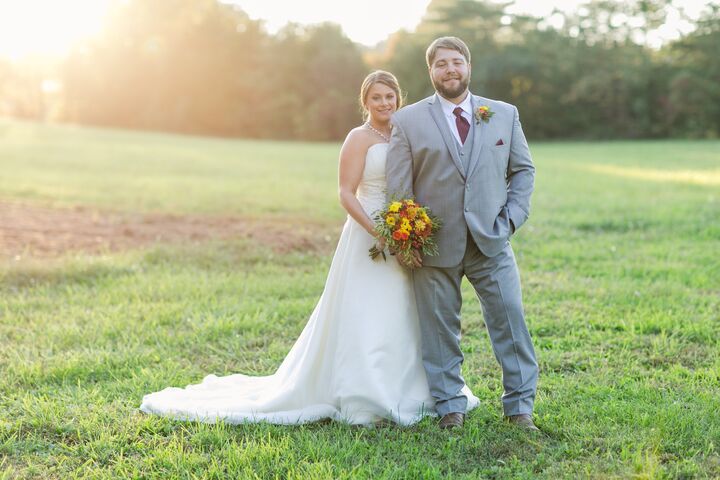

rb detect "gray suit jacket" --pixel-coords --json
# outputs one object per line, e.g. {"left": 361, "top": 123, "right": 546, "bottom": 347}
{"left": 386, "top": 93, "right": 535, "bottom": 267}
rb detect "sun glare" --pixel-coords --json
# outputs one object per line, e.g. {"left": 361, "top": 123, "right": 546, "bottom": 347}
{"left": 0, "top": 0, "right": 113, "bottom": 60}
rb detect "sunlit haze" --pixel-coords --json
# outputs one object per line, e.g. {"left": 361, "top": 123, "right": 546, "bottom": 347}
{"left": 0, "top": 0, "right": 716, "bottom": 60}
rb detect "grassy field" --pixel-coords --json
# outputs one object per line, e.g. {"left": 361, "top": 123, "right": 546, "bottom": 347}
{"left": 1, "top": 119, "right": 719, "bottom": 478}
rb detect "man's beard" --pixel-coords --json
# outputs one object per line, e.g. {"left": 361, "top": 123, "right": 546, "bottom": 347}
{"left": 432, "top": 74, "right": 469, "bottom": 100}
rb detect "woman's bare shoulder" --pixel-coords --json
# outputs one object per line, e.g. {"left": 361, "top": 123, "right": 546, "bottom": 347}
{"left": 342, "top": 126, "right": 376, "bottom": 154}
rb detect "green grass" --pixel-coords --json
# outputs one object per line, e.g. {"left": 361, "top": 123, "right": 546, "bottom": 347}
{"left": 1, "top": 119, "right": 719, "bottom": 478}
{"left": 0, "top": 119, "right": 342, "bottom": 220}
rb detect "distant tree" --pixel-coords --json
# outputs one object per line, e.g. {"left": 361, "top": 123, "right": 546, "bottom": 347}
{"left": 382, "top": 0, "right": 508, "bottom": 104}
{"left": 381, "top": 29, "right": 434, "bottom": 103}
{"left": 661, "top": 5, "right": 720, "bottom": 137}
{"left": 0, "top": 0, "right": 716, "bottom": 140}
{"left": 268, "top": 23, "right": 367, "bottom": 140}
{"left": 557, "top": 0, "right": 672, "bottom": 46}
{"left": 61, "top": 1, "right": 366, "bottom": 140}
{"left": 0, "top": 59, "right": 45, "bottom": 120}
{"left": 62, "top": 0, "right": 269, "bottom": 136}
{"left": 377, "top": 0, "right": 707, "bottom": 139}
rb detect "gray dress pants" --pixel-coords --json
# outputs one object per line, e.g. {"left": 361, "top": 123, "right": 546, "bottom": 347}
{"left": 412, "top": 234, "right": 538, "bottom": 417}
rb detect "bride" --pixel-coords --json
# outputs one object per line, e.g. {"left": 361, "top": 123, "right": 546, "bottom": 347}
{"left": 140, "top": 71, "right": 479, "bottom": 426}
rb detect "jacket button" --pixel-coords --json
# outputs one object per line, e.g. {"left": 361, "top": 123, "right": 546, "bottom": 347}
{"left": 465, "top": 207, "right": 469, "bottom": 212}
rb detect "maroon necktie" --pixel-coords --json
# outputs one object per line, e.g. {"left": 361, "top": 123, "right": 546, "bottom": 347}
{"left": 453, "top": 107, "right": 470, "bottom": 144}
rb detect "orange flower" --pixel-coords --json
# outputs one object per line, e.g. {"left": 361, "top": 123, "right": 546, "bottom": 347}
{"left": 392, "top": 230, "right": 404, "bottom": 241}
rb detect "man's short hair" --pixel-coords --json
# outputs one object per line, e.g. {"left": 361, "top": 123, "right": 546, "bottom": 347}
{"left": 426, "top": 37, "right": 471, "bottom": 68}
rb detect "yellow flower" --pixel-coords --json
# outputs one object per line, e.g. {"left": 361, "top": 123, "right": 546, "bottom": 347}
{"left": 414, "top": 220, "right": 426, "bottom": 232}
{"left": 421, "top": 213, "right": 430, "bottom": 223}
{"left": 388, "top": 202, "right": 402, "bottom": 213}
{"left": 386, "top": 216, "right": 396, "bottom": 226}
{"left": 407, "top": 207, "right": 418, "bottom": 219}
{"left": 480, "top": 106, "right": 489, "bottom": 111}
{"left": 401, "top": 218, "right": 411, "bottom": 230}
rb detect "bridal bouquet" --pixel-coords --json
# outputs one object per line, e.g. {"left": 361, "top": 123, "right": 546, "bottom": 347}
{"left": 369, "top": 198, "right": 441, "bottom": 265}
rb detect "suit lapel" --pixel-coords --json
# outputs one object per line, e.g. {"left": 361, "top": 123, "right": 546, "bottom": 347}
{"left": 466, "top": 94, "right": 487, "bottom": 180}
{"left": 427, "top": 95, "right": 466, "bottom": 180}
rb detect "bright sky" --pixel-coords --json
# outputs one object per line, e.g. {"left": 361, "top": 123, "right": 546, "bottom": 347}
{"left": 0, "top": 0, "right": 716, "bottom": 59}
{"left": 0, "top": 0, "right": 114, "bottom": 59}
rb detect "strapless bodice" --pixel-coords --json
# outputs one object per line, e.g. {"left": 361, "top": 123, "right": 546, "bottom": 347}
{"left": 356, "top": 143, "right": 388, "bottom": 216}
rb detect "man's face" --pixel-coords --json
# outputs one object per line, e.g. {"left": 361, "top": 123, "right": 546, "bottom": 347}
{"left": 429, "top": 48, "right": 470, "bottom": 101}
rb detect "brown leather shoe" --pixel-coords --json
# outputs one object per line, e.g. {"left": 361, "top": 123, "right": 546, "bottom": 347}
{"left": 505, "top": 414, "right": 540, "bottom": 432}
{"left": 439, "top": 412, "right": 465, "bottom": 430}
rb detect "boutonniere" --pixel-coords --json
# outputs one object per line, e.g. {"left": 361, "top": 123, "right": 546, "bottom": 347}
{"left": 474, "top": 105, "right": 494, "bottom": 124}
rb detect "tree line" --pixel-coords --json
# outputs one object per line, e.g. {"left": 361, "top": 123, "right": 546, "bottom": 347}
{"left": 1, "top": 0, "right": 718, "bottom": 140}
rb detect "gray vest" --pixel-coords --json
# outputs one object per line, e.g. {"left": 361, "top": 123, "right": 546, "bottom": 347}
{"left": 456, "top": 120, "right": 475, "bottom": 174}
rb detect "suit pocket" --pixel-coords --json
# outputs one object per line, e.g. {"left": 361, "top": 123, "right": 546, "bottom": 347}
{"left": 488, "top": 146, "right": 509, "bottom": 178}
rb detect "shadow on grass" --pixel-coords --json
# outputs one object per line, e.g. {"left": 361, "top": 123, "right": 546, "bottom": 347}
{"left": 574, "top": 218, "right": 657, "bottom": 233}
{"left": 0, "top": 239, "right": 326, "bottom": 291}
{"left": 0, "top": 260, "right": 139, "bottom": 290}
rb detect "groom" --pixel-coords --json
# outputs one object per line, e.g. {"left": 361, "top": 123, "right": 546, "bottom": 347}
{"left": 386, "top": 37, "right": 539, "bottom": 430}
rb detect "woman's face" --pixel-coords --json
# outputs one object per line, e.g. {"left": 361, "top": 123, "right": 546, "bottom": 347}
{"left": 365, "top": 82, "right": 397, "bottom": 124}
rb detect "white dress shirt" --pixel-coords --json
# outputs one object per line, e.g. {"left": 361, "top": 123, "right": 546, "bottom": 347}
{"left": 436, "top": 91, "right": 473, "bottom": 146}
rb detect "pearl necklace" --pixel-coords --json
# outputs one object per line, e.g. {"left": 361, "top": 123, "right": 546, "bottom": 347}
{"left": 365, "top": 122, "right": 391, "bottom": 143}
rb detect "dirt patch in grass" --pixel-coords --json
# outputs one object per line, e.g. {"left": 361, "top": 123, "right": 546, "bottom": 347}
{"left": 0, "top": 200, "right": 339, "bottom": 258}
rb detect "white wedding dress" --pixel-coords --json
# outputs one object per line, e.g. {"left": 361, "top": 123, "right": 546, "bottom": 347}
{"left": 140, "top": 143, "right": 479, "bottom": 425}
